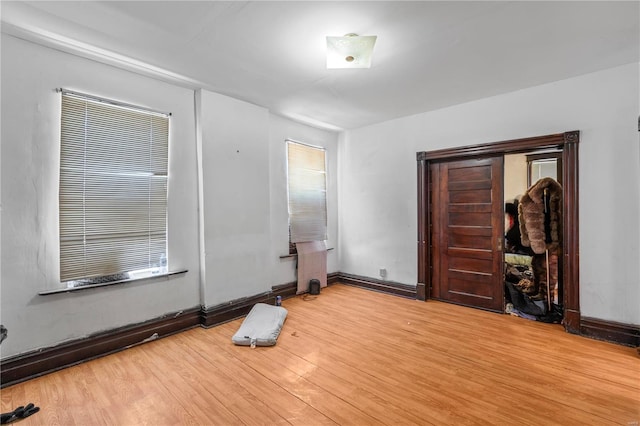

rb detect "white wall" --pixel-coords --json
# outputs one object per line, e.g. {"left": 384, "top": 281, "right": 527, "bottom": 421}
{"left": 340, "top": 62, "right": 640, "bottom": 325}
{"left": 0, "top": 36, "right": 201, "bottom": 358}
{"left": 196, "top": 91, "right": 339, "bottom": 306}
{"left": 197, "top": 90, "right": 272, "bottom": 306}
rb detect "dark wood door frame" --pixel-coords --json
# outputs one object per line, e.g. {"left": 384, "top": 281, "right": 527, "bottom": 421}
{"left": 417, "top": 131, "right": 580, "bottom": 333}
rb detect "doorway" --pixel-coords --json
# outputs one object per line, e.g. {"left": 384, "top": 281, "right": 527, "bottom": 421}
{"left": 416, "top": 131, "right": 580, "bottom": 333}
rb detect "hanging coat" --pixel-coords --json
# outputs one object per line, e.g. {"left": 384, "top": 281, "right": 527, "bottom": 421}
{"left": 518, "top": 177, "right": 562, "bottom": 254}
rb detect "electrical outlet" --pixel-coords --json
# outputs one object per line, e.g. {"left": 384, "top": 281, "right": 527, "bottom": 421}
{"left": 379, "top": 268, "right": 387, "bottom": 279}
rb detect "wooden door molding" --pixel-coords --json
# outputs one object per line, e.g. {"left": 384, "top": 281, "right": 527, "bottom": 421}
{"left": 416, "top": 131, "right": 580, "bottom": 334}
{"left": 561, "top": 131, "right": 580, "bottom": 332}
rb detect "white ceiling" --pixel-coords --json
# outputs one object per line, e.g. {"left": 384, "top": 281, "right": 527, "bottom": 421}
{"left": 2, "top": 1, "right": 639, "bottom": 131}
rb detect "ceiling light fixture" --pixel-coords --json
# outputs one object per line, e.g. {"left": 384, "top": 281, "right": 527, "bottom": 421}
{"left": 326, "top": 33, "right": 377, "bottom": 69}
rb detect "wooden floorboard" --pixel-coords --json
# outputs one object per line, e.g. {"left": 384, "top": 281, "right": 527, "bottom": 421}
{"left": 2, "top": 284, "right": 638, "bottom": 425}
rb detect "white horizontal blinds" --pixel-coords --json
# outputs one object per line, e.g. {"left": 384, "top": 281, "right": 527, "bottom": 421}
{"left": 59, "top": 93, "right": 169, "bottom": 281}
{"left": 287, "top": 141, "right": 327, "bottom": 243}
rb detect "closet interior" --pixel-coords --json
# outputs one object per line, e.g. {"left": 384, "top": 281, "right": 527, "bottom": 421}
{"left": 503, "top": 151, "right": 563, "bottom": 324}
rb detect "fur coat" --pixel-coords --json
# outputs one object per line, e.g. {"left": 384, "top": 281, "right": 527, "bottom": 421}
{"left": 518, "top": 177, "right": 562, "bottom": 254}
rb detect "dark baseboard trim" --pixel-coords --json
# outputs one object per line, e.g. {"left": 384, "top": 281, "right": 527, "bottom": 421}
{"left": 198, "top": 272, "right": 341, "bottom": 327}
{"left": 337, "top": 272, "right": 417, "bottom": 299}
{"left": 564, "top": 309, "right": 581, "bottom": 335}
{"left": 271, "top": 281, "right": 298, "bottom": 298}
{"left": 580, "top": 317, "right": 640, "bottom": 348}
{"left": 200, "top": 291, "right": 276, "bottom": 328}
{"left": 0, "top": 307, "right": 201, "bottom": 388}
{"left": 416, "top": 282, "right": 426, "bottom": 301}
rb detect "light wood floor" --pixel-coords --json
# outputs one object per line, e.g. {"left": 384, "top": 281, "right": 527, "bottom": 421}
{"left": 2, "top": 284, "right": 639, "bottom": 425}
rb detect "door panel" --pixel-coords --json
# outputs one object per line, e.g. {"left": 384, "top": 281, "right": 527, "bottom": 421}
{"left": 448, "top": 257, "right": 493, "bottom": 272}
{"left": 449, "top": 212, "right": 492, "bottom": 226}
{"left": 449, "top": 189, "right": 492, "bottom": 203}
{"left": 432, "top": 157, "right": 504, "bottom": 312}
{"left": 449, "top": 228, "right": 493, "bottom": 250}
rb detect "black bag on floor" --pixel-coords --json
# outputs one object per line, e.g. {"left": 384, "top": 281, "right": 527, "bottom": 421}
{"left": 505, "top": 281, "right": 546, "bottom": 316}
{"left": 309, "top": 279, "right": 321, "bottom": 295}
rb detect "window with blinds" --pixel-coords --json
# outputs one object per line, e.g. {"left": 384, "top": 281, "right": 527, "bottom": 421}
{"left": 59, "top": 91, "right": 169, "bottom": 284}
{"left": 286, "top": 140, "right": 327, "bottom": 246}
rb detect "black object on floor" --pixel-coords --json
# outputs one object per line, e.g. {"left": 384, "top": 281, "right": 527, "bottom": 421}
{"left": 309, "top": 278, "right": 321, "bottom": 295}
{"left": 505, "top": 281, "right": 546, "bottom": 316}
{"left": 538, "top": 304, "right": 564, "bottom": 324}
{"left": 0, "top": 327, "right": 41, "bottom": 424}
{"left": 1, "top": 403, "right": 40, "bottom": 424}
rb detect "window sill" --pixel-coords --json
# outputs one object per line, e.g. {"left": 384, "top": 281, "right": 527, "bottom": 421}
{"left": 38, "top": 269, "right": 188, "bottom": 295}
{"left": 279, "top": 247, "right": 334, "bottom": 259}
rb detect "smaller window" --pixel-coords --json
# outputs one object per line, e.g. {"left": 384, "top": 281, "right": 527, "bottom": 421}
{"left": 286, "top": 140, "right": 327, "bottom": 254}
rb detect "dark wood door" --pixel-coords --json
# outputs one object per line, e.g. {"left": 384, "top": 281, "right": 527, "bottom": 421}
{"left": 431, "top": 157, "right": 504, "bottom": 312}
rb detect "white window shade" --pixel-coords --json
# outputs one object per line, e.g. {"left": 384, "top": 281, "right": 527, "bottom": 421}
{"left": 59, "top": 92, "right": 169, "bottom": 282}
{"left": 287, "top": 141, "right": 327, "bottom": 243}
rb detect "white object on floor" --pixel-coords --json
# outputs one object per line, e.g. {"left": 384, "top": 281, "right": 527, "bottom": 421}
{"left": 231, "top": 303, "right": 288, "bottom": 347}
